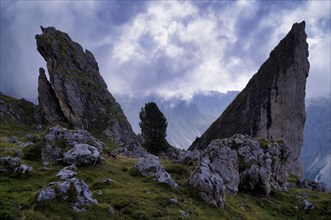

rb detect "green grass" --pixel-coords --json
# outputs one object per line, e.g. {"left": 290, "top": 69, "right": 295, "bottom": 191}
{"left": 1, "top": 127, "right": 331, "bottom": 219}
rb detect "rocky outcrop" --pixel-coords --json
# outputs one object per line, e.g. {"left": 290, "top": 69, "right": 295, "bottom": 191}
{"left": 37, "top": 165, "right": 97, "bottom": 212}
{"left": 41, "top": 125, "right": 105, "bottom": 165}
{"left": 189, "top": 21, "right": 309, "bottom": 176}
{"left": 136, "top": 153, "right": 178, "bottom": 188}
{"left": 189, "top": 135, "right": 290, "bottom": 207}
{"left": 36, "top": 26, "right": 135, "bottom": 145}
{"left": 0, "top": 156, "right": 33, "bottom": 175}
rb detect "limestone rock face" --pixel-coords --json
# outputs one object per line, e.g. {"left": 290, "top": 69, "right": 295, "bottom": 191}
{"left": 36, "top": 26, "right": 135, "bottom": 145}
{"left": 189, "top": 21, "right": 309, "bottom": 175}
{"left": 189, "top": 135, "right": 290, "bottom": 207}
{"left": 38, "top": 67, "right": 66, "bottom": 124}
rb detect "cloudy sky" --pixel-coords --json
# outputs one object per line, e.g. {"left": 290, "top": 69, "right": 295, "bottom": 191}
{"left": 0, "top": 0, "right": 330, "bottom": 102}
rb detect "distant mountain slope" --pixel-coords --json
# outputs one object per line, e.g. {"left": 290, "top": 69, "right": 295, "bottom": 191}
{"left": 116, "top": 91, "right": 237, "bottom": 149}
{"left": 191, "top": 91, "right": 239, "bottom": 117}
{"left": 301, "top": 98, "right": 331, "bottom": 188}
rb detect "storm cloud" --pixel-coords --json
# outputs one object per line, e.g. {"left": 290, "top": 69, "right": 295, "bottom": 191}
{"left": 0, "top": 0, "right": 330, "bottom": 101}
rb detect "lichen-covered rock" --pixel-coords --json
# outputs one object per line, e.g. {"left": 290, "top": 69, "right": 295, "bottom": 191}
{"left": 189, "top": 140, "right": 239, "bottom": 207}
{"left": 63, "top": 144, "right": 102, "bottom": 166}
{"left": 37, "top": 165, "right": 97, "bottom": 212}
{"left": 136, "top": 153, "right": 178, "bottom": 188}
{"left": 0, "top": 156, "right": 33, "bottom": 175}
{"left": 41, "top": 125, "right": 105, "bottom": 163}
{"left": 36, "top": 26, "right": 135, "bottom": 145}
{"left": 189, "top": 134, "right": 290, "bottom": 207}
{"left": 189, "top": 21, "right": 309, "bottom": 176}
{"left": 37, "top": 188, "right": 56, "bottom": 202}
{"left": 56, "top": 164, "right": 77, "bottom": 180}
{"left": 115, "top": 141, "right": 147, "bottom": 158}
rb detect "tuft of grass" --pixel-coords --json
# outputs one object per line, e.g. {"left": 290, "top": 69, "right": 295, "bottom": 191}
{"left": 23, "top": 143, "right": 42, "bottom": 161}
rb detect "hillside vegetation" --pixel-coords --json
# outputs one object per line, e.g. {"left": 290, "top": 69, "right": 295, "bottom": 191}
{"left": 0, "top": 123, "right": 330, "bottom": 220}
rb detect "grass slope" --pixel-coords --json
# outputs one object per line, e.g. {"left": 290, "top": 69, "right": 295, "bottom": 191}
{"left": 0, "top": 126, "right": 330, "bottom": 220}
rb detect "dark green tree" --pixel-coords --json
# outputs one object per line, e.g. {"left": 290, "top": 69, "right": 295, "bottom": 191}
{"left": 139, "top": 102, "right": 169, "bottom": 154}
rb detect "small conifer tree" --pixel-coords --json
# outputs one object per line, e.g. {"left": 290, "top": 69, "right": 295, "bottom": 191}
{"left": 139, "top": 102, "right": 169, "bottom": 154}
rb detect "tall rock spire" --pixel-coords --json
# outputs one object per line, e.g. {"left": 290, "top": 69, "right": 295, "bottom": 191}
{"left": 36, "top": 27, "right": 136, "bottom": 145}
{"left": 189, "top": 21, "right": 309, "bottom": 175}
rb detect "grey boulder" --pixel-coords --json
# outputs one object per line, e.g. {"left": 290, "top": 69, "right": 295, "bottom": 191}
{"left": 136, "top": 153, "right": 178, "bottom": 188}
{"left": 63, "top": 144, "right": 102, "bottom": 166}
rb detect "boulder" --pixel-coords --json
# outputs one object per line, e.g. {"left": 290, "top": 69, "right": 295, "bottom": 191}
{"left": 189, "top": 135, "right": 290, "bottom": 207}
{"left": 37, "top": 188, "right": 56, "bottom": 202}
{"left": 56, "top": 164, "right": 77, "bottom": 180}
{"left": 136, "top": 153, "right": 178, "bottom": 188}
{"left": 41, "top": 125, "right": 105, "bottom": 164}
{"left": 63, "top": 144, "right": 102, "bottom": 166}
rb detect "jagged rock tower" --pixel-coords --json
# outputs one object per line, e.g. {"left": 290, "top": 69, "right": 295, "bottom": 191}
{"left": 189, "top": 21, "right": 309, "bottom": 175}
{"left": 36, "top": 27, "right": 135, "bottom": 145}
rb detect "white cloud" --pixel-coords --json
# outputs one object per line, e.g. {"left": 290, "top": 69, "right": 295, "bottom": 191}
{"left": 1, "top": 0, "right": 330, "bottom": 101}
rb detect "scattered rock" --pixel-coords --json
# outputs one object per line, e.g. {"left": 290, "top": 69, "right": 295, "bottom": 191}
{"left": 26, "top": 134, "right": 33, "bottom": 139}
{"left": 98, "top": 178, "right": 115, "bottom": 185}
{"left": 72, "top": 178, "right": 98, "bottom": 210}
{"left": 136, "top": 153, "right": 178, "bottom": 188}
{"left": 42, "top": 161, "right": 49, "bottom": 171}
{"left": 0, "top": 156, "right": 33, "bottom": 175}
{"left": 170, "top": 197, "right": 179, "bottom": 204}
{"left": 37, "top": 188, "right": 56, "bottom": 202}
{"left": 14, "top": 164, "right": 33, "bottom": 174}
{"left": 304, "top": 200, "right": 315, "bottom": 210}
{"left": 56, "top": 164, "right": 77, "bottom": 180}
{"left": 108, "top": 205, "right": 115, "bottom": 216}
{"left": 7, "top": 136, "right": 18, "bottom": 143}
{"left": 179, "top": 210, "right": 189, "bottom": 218}
{"left": 296, "top": 178, "right": 326, "bottom": 192}
{"left": 18, "top": 142, "right": 33, "bottom": 149}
